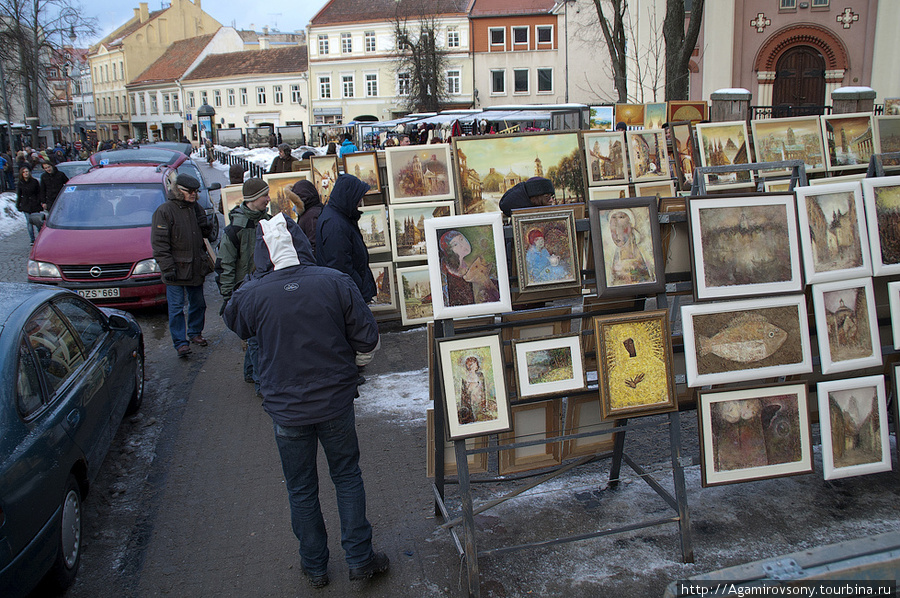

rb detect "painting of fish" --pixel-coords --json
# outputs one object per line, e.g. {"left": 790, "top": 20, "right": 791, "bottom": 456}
{"left": 682, "top": 295, "right": 813, "bottom": 387}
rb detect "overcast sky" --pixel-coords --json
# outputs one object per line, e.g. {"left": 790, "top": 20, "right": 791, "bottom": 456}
{"left": 88, "top": 0, "right": 330, "bottom": 43}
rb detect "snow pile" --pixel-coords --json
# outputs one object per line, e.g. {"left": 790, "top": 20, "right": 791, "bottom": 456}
{"left": 0, "top": 191, "right": 24, "bottom": 238}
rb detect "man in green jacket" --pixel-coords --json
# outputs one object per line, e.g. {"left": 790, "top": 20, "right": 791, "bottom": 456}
{"left": 219, "top": 177, "right": 271, "bottom": 393}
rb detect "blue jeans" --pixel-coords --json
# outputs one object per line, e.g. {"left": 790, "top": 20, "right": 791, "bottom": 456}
{"left": 25, "top": 212, "right": 41, "bottom": 243}
{"left": 244, "top": 336, "right": 259, "bottom": 389}
{"left": 165, "top": 284, "right": 206, "bottom": 348}
{"left": 273, "top": 408, "right": 374, "bottom": 575}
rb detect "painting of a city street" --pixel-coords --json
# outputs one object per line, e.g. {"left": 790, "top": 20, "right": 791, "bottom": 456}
{"left": 821, "top": 113, "right": 874, "bottom": 171}
{"left": 453, "top": 132, "right": 586, "bottom": 214}
{"left": 385, "top": 145, "right": 455, "bottom": 204}
{"left": 389, "top": 201, "right": 454, "bottom": 262}
{"left": 695, "top": 121, "right": 753, "bottom": 190}
{"left": 751, "top": 116, "right": 826, "bottom": 175}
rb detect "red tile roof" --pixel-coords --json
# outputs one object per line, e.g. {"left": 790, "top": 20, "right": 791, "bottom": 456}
{"left": 130, "top": 33, "right": 217, "bottom": 85}
{"left": 182, "top": 46, "right": 308, "bottom": 81}
{"left": 469, "top": 0, "right": 556, "bottom": 17}
{"left": 311, "top": 0, "right": 469, "bottom": 26}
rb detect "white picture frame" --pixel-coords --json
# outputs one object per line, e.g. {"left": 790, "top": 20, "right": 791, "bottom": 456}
{"left": 888, "top": 280, "right": 900, "bottom": 350}
{"left": 511, "top": 334, "right": 586, "bottom": 399}
{"left": 425, "top": 212, "right": 512, "bottom": 320}
{"left": 397, "top": 265, "right": 434, "bottom": 326}
{"left": 368, "top": 262, "right": 397, "bottom": 312}
{"left": 358, "top": 205, "right": 391, "bottom": 255}
{"left": 384, "top": 144, "right": 456, "bottom": 204}
{"left": 389, "top": 201, "right": 455, "bottom": 263}
{"left": 794, "top": 182, "right": 871, "bottom": 284}
{"left": 861, "top": 175, "right": 900, "bottom": 276}
{"left": 820, "top": 112, "right": 875, "bottom": 172}
{"left": 811, "top": 277, "right": 881, "bottom": 375}
{"left": 817, "top": 376, "right": 891, "bottom": 481}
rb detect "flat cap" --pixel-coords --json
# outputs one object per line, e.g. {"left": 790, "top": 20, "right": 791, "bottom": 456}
{"left": 175, "top": 173, "right": 201, "bottom": 191}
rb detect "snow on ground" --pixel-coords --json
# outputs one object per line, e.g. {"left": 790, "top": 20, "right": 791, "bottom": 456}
{"left": 356, "top": 367, "right": 430, "bottom": 424}
{"left": 1, "top": 191, "right": 24, "bottom": 238}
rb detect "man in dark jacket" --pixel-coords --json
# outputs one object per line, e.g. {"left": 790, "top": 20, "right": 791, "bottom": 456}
{"left": 219, "top": 177, "right": 271, "bottom": 392}
{"left": 151, "top": 173, "right": 214, "bottom": 357}
{"left": 498, "top": 176, "right": 555, "bottom": 217}
{"left": 39, "top": 161, "right": 69, "bottom": 211}
{"left": 316, "top": 174, "right": 376, "bottom": 302}
{"left": 269, "top": 143, "right": 297, "bottom": 173}
{"left": 284, "top": 179, "right": 323, "bottom": 254}
{"left": 223, "top": 214, "right": 388, "bottom": 588}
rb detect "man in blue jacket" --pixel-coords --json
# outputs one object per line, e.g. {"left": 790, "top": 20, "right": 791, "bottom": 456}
{"left": 338, "top": 133, "right": 358, "bottom": 158}
{"left": 223, "top": 213, "right": 388, "bottom": 588}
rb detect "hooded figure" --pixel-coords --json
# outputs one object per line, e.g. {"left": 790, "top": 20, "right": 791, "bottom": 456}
{"left": 498, "top": 176, "right": 555, "bottom": 217}
{"left": 315, "top": 174, "right": 376, "bottom": 302}
{"left": 284, "top": 179, "right": 323, "bottom": 252}
{"left": 39, "top": 161, "right": 69, "bottom": 211}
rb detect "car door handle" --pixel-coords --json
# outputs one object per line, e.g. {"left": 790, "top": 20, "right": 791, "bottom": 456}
{"left": 67, "top": 409, "right": 81, "bottom": 428}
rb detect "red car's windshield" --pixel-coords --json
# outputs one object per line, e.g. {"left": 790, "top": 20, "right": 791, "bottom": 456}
{"left": 46, "top": 184, "right": 166, "bottom": 229}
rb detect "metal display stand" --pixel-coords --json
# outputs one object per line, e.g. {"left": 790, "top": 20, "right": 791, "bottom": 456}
{"left": 691, "top": 159, "right": 809, "bottom": 195}
{"left": 430, "top": 218, "right": 695, "bottom": 598}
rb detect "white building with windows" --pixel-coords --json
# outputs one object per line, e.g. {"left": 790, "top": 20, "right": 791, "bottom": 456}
{"left": 307, "top": 0, "right": 473, "bottom": 125}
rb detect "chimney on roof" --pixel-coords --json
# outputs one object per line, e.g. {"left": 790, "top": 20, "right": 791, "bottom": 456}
{"left": 260, "top": 25, "right": 270, "bottom": 50}
{"left": 139, "top": 2, "right": 149, "bottom": 23}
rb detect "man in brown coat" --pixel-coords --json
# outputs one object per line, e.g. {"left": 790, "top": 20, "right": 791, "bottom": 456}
{"left": 151, "top": 173, "right": 214, "bottom": 357}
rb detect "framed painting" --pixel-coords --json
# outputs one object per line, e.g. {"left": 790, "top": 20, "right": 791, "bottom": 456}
{"left": 309, "top": 155, "right": 340, "bottom": 204}
{"left": 889, "top": 281, "right": 900, "bottom": 350}
{"left": 561, "top": 397, "right": 615, "bottom": 458}
{"left": 384, "top": 144, "right": 455, "bottom": 204}
{"left": 511, "top": 209, "right": 581, "bottom": 294}
{"left": 795, "top": 182, "right": 871, "bottom": 283}
{"left": 686, "top": 194, "right": 803, "bottom": 300}
{"left": 589, "top": 185, "right": 631, "bottom": 201}
{"left": 588, "top": 105, "right": 614, "bottom": 130}
{"left": 501, "top": 306, "right": 573, "bottom": 391}
{"left": 436, "top": 332, "right": 511, "bottom": 440}
{"left": 615, "top": 103, "right": 644, "bottom": 128}
{"left": 593, "top": 309, "right": 677, "bottom": 420}
{"left": 862, "top": 175, "right": 900, "bottom": 275}
{"left": 452, "top": 131, "right": 585, "bottom": 214}
{"left": 658, "top": 196, "right": 691, "bottom": 274}
{"left": 221, "top": 184, "right": 245, "bottom": 225}
{"left": 626, "top": 129, "right": 671, "bottom": 182}
{"left": 808, "top": 173, "right": 867, "bottom": 185}
{"left": 397, "top": 265, "right": 434, "bottom": 326}
{"left": 811, "top": 277, "right": 881, "bottom": 375}
{"left": 668, "top": 121, "right": 697, "bottom": 191}
{"left": 512, "top": 334, "right": 585, "bottom": 399}
{"left": 498, "top": 400, "right": 562, "bottom": 475}
{"left": 667, "top": 100, "right": 708, "bottom": 124}
{"left": 820, "top": 112, "right": 875, "bottom": 172}
{"left": 750, "top": 115, "right": 827, "bottom": 175}
{"left": 424, "top": 212, "right": 512, "bottom": 319}
{"left": 817, "top": 376, "right": 891, "bottom": 481}
{"left": 588, "top": 197, "right": 665, "bottom": 298}
{"left": 762, "top": 179, "right": 793, "bottom": 193}
{"left": 634, "top": 181, "right": 677, "bottom": 198}
{"left": 874, "top": 115, "right": 900, "bottom": 167}
{"left": 342, "top": 151, "right": 381, "bottom": 194}
{"left": 681, "top": 294, "right": 813, "bottom": 387}
{"left": 581, "top": 131, "right": 628, "bottom": 186}
{"left": 359, "top": 205, "right": 391, "bottom": 255}
{"left": 389, "top": 201, "right": 455, "bottom": 263}
{"left": 643, "top": 103, "right": 667, "bottom": 130}
{"left": 884, "top": 98, "right": 900, "bottom": 116}
{"left": 695, "top": 121, "right": 754, "bottom": 190}
{"left": 697, "top": 383, "right": 813, "bottom": 487}
{"left": 426, "top": 409, "right": 488, "bottom": 477}
{"left": 263, "top": 171, "right": 309, "bottom": 221}
{"left": 368, "top": 262, "right": 396, "bottom": 312}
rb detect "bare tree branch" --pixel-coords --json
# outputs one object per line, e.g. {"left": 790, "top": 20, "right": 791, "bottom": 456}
{"left": 664, "top": 0, "right": 704, "bottom": 100}
{"left": 591, "top": 0, "right": 628, "bottom": 103}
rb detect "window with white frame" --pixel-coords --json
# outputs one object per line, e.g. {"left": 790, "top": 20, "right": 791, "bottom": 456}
{"left": 319, "top": 76, "right": 332, "bottom": 99}
{"left": 104, "top": 65, "right": 109, "bottom": 82}
{"left": 491, "top": 69, "right": 505, "bottom": 94}
{"left": 365, "top": 31, "right": 376, "bottom": 52}
{"left": 514, "top": 69, "right": 528, "bottom": 93}
{"left": 318, "top": 34, "right": 329, "bottom": 55}
{"left": 112, "top": 63, "right": 117, "bottom": 80}
{"left": 116, "top": 96, "right": 121, "bottom": 114}
{"left": 200, "top": 90, "right": 208, "bottom": 105}
{"left": 149, "top": 94, "right": 158, "bottom": 114}
{"left": 102, "top": 97, "right": 108, "bottom": 114}
{"left": 240, "top": 88, "right": 248, "bottom": 105}
{"left": 163, "top": 94, "right": 171, "bottom": 113}
{"left": 274, "top": 85, "right": 283, "bottom": 104}
{"left": 139, "top": 94, "right": 146, "bottom": 114}
{"left": 173, "top": 94, "right": 179, "bottom": 112}
{"left": 365, "top": 74, "right": 378, "bottom": 97}
{"left": 447, "top": 27, "right": 460, "bottom": 48}
{"left": 188, "top": 91, "right": 195, "bottom": 109}
{"left": 513, "top": 26, "right": 528, "bottom": 45}
{"left": 446, "top": 69, "right": 460, "bottom": 95}
{"left": 537, "top": 25, "right": 552, "bottom": 44}
{"left": 537, "top": 68, "right": 553, "bottom": 93}
{"left": 342, "top": 75, "right": 354, "bottom": 98}
{"left": 397, "top": 32, "right": 411, "bottom": 51}
{"left": 489, "top": 27, "right": 505, "bottom": 47}
{"left": 257, "top": 86, "right": 266, "bottom": 104}
{"left": 779, "top": 0, "right": 796, "bottom": 9}
{"left": 130, "top": 94, "right": 137, "bottom": 115}
{"left": 397, "top": 72, "right": 410, "bottom": 96}
{"left": 120, "top": 61, "right": 124, "bottom": 79}
{"left": 290, "top": 84, "right": 301, "bottom": 104}
{"left": 213, "top": 89, "right": 221, "bottom": 107}
{"left": 227, "top": 88, "right": 235, "bottom": 106}
{"left": 341, "top": 32, "right": 352, "bottom": 54}
{"left": 811, "top": 0, "right": 829, "bottom": 6}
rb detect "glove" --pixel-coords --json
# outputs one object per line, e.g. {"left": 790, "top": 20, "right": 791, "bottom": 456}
{"left": 161, "top": 271, "right": 177, "bottom": 284}
{"left": 355, "top": 336, "right": 381, "bottom": 367}
{"left": 219, "top": 298, "right": 229, "bottom": 317}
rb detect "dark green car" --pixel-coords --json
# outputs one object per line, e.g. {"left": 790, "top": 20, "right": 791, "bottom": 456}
{"left": 0, "top": 283, "right": 144, "bottom": 597}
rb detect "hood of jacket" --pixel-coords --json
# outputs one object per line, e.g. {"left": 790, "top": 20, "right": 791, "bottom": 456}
{"left": 253, "top": 212, "right": 315, "bottom": 276}
{"left": 498, "top": 181, "right": 532, "bottom": 216}
{"left": 284, "top": 179, "right": 321, "bottom": 216}
{"left": 326, "top": 174, "right": 369, "bottom": 222}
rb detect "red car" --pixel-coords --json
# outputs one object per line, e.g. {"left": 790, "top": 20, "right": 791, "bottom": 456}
{"left": 28, "top": 166, "right": 175, "bottom": 308}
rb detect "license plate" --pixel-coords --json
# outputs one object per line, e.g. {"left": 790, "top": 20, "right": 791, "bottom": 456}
{"left": 77, "top": 288, "right": 120, "bottom": 299}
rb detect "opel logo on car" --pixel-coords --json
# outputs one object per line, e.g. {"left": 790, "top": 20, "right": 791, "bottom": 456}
{"left": 284, "top": 283, "right": 299, "bottom": 292}
{"left": 90, "top": 267, "right": 102, "bottom": 278}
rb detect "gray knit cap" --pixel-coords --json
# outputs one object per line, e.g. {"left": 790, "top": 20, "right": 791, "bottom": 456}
{"left": 242, "top": 177, "right": 269, "bottom": 201}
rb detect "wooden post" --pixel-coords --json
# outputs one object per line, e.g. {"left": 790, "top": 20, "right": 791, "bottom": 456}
{"left": 831, "top": 86, "right": 876, "bottom": 114}
{"left": 709, "top": 89, "right": 752, "bottom": 122}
